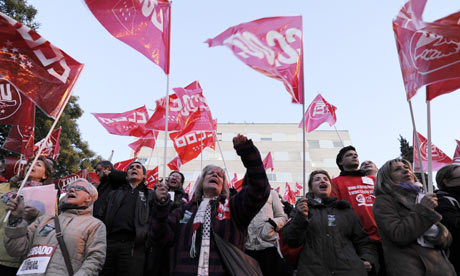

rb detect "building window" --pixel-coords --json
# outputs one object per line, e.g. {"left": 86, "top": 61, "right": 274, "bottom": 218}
{"left": 261, "top": 137, "right": 272, "bottom": 141}
{"left": 216, "top": 133, "right": 222, "bottom": 141}
{"left": 333, "top": 141, "right": 344, "bottom": 148}
{"left": 308, "top": 140, "right": 320, "bottom": 148}
{"left": 267, "top": 173, "right": 276, "bottom": 181}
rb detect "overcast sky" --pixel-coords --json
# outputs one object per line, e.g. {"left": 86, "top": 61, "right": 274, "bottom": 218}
{"left": 27, "top": 0, "right": 460, "bottom": 171}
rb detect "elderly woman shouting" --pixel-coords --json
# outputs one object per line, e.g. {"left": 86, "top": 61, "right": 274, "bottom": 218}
{"left": 373, "top": 159, "right": 456, "bottom": 276}
{"left": 150, "top": 134, "right": 270, "bottom": 275}
{"left": 4, "top": 178, "right": 106, "bottom": 276}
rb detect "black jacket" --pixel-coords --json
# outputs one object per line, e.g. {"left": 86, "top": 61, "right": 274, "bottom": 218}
{"left": 436, "top": 189, "right": 460, "bottom": 274}
{"left": 283, "top": 193, "right": 377, "bottom": 276}
{"left": 93, "top": 169, "right": 127, "bottom": 221}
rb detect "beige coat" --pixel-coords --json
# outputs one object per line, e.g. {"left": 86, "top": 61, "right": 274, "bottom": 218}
{"left": 4, "top": 208, "right": 106, "bottom": 276}
{"left": 245, "top": 190, "right": 287, "bottom": 250}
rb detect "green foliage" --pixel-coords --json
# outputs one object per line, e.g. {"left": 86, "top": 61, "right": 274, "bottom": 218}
{"left": 0, "top": 0, "right": 39, "bottom": 29}
{"left": 399, "top": 135, "right": 413, "bottom": 163}
{"left": 0, "top": 0, "right": 101, "bottom": 177}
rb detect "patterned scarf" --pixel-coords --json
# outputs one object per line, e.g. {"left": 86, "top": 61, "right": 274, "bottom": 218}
{"left": 190, "top": 197, "right": 214, "bottom": 276}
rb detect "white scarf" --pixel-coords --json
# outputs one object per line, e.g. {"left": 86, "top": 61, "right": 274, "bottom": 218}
{"left": 190, "top": 198, "right": 213, "bottom": 276}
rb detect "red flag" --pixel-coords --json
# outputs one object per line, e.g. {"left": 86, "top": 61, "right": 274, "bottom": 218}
{"left": 295, "top": 182, "right": 302, "bottom": 196}
{"left": 275, "top": 186, "right": 281, "bottom": 194}
{"left": 263, "top": 152, "right": 274, "bottom": 171}
{"left": 230, "top": 173, "right": 238, "bottom": 188}
{"left": 0, "top": 79, "right": 35, "bottom": 126}
{"left": 170, "top": 130, "right": 216, "bottom": 165}
{"left": 85, "top": 0, "right": 171, "bottom": 74}
{"left": 34, "top": 127, "right": 61, "bottom": 160}
{"left": 54, "top": 169, "right": 88, "bottom": 191}
{"left": 129, "top": 130, "right": 159, "bottom": 157}
{"left": 167, "top": 156, "right": 182, "bottom": 171}
{"left": 184, "top": 182, "right": 191, "bottom": 195}
{"left": 2, "top": 125, "right": 34, "bottom": 156}
{"left": 283, "top": 182, "right": 296, "bottom": 205}
{"left": 299, "top": 94, "right": 337, "bottom": 133}
{"left": 413, "top": 132, "right": 452, "bottom": 172}
{"left": 145, "top": 81, "right": 214, "bottom": 132}
{"left": 206, "top": 16, "right": 303, "bottom": 104}
{"left": 452, "top": 139, "right": 460, "bottom": 165}
{"left": 92, "top": 106, "right": 149, "bottom": 137}
{"left": 393, "top": 0, "right": 460, "bottom": 100}
{"left": 114, "top": 157, "right": 137, "bottom": 171}
{"left": 145, "top": 166, "right": 159, "bottom": 189}
{"left": 233, "top": 178, "right": 243, "bottom": 192}
{"left": 0, "top": 13, "right": 84, "bottom": 118}
{"left": 88, "top": 171, "right": 100, "bottom": 185}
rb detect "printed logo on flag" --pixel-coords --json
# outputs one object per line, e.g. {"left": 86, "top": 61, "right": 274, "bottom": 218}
{"left": 112, "top": 0, "right": 137, "bottom": 34}
{"left": 0, "top": 79, "right": 21, "bottom": 120}
{"left": 310, "top": 99, "right": 330, "bottom": 120}
{"left": 410, "top": 31, "right": 460, "bottom": 74}
{"left": 419, "top": 139, "right": 450, "bottom": 162}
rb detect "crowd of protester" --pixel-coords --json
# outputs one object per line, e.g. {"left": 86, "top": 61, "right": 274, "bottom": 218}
{"left": 0, "top": 134, "right": 458, "bottom": 276}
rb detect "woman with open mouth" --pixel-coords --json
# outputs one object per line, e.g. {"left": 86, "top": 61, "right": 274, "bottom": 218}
{"left": 150, "top": 134, "right": 270, "bottom": 275}
{"left": 282, "top": 169, "right": 378, "bottom": 276}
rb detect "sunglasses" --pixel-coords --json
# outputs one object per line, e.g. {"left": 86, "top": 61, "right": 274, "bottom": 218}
{"left": 66, "top": 185, "right": 90, "bottom": 194}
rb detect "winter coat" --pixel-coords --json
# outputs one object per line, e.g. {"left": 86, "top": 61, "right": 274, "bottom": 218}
{"left": 150, "top": 139, "right": 270, "bottom": 275}
{"left": 373, "top": 185, "right": 456, "bottom": 276}
{"left": 331, "top": 172, "right": 380, "bottom": 241}
{"left": 4, "top": 208, "right": 106, "bottom": 276}
{"left": 93, "top": 169, "right": 127, "bottom": 221}
{"left": 435, "top": 189, "right": 460, "bottom": 274}
{"left": 283, "top": 193, "right": 377, "bottom": 276}
{"left": 245, "top": 189, "right": 287, "bottom": 251}
{"left": 0, "top": 182, "right": 20, "bottom": 268}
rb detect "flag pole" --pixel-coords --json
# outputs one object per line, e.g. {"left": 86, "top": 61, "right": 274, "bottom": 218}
{"left": 408, "top": 100, "right": 427, "bottom": 190}
{"left": 200, "top": 131, "right": 204, "bottom": 171}
{"left": 162, "top": 74, "right": 170, "bottom": 183}
{"left": 3, "top": 94, "right": 73, "bottom": 223}
{"left": 107, "top": 150, "right": 114, "bottom": 162}
{"left": 333, "top": 125, "right": 343, "bottom": 145}
{"left": 215, "top": 132, "right": 231, "bottom": 186}
{"left": 426, "top": 100, "right": 433, "bottom": 193}
{"left": 146, "top": 146, "right": 155, "bottom": 170}
{"left": 300, "top": 17, "right": 306, "bottom": 196}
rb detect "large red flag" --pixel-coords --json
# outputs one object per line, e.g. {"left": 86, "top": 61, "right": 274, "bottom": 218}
{"left": 263, "top": 152, "right": 274, "bottom": 171}
{"left": 393, "top": 0, "right": 460, "bottom": 100}
{"left": 413, "top": 132, "right": 452, "bottom": 172}
{"left": 452, "top": 139, "right": 460, "bottom": 165}
{"left": 0, "top": 79, "right": 35, "bottom": 126}
{"left": 114, "top": 157, "right": 137, "bottom": 171}
{"left": 206, "top": 16, "right": 303, "bottom": 104}
{"left": 145, "top": 94, "right": 184, "bottom": 131}
{"left": 92, "top": 106, "right": 149, "bottom": 137}
{"left": 129, "top": 130, "right": 159, "bottom": 157}
{"left": 167, "top": 156, "right": 182, "bottom": 171}
{"left": 2, "top": 125, "right": 34, "bottom": 156}
{"left": 0, "top": 12, "right": 84, "bottom": 118}
{"left": 34, "top": 127, "right": 61, "bottom": 160}
{"left": 170, "top": 130, "right": 216, "bottom": 165}
{"left": 299, "top": 93, "right": 337, "bottom": 132}
{"left": 85, "top": 0, "right": 171, "bottom": 74}
{"left": 145, "top": 166, "right": 159, "bottom": 189}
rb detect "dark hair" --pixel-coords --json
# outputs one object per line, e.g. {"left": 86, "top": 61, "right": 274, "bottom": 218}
{"left": 436, "top": 164, "right": 460, "bottom": 190}
{"left": 94, "top": 160, "right": 113, "bottom": 170}
{"left": 169, "top": 171, "right": 185, "bottom": 184}
{"left": 129, "top": 161, "right": 146, "bottom": 174}
{"left": 308, "top": 170, "right": 332, "bottom": 190}
{"left": 336, "top": 145, "right": 356, "bottom": 171}
{"left": 24, "top": 156, "right": 53, "bottom": 184}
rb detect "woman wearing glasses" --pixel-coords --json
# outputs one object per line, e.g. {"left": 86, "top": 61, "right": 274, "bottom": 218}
{"left": 5, "top": 178, "right": 107, "bottom": 276}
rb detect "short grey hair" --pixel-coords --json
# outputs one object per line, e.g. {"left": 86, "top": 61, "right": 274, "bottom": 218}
{"left": 69, "top": 178, "right": 98, "bottom": 205}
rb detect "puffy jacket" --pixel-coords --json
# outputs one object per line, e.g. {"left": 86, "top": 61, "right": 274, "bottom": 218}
{"left": 0, "top": 182, "right": 20, "bottom": 268}
{"left": 283, "top": 193, "right": 377, "bottom": 276}
{"left": 4, "top": 208, "right": 106, "bottom": 276}
{"left": 245, "top": 189, "right": 287, "bottom": 250}
{"left": 373, "top": 185, "right": 456, "bottom": 276}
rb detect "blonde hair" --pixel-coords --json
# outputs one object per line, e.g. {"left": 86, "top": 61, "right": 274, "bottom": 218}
{"left": 375, "top": 158, "right": 418, "bottom": 196}
{"left": 193, "top": 165, "right": 229, "bottom": 199}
